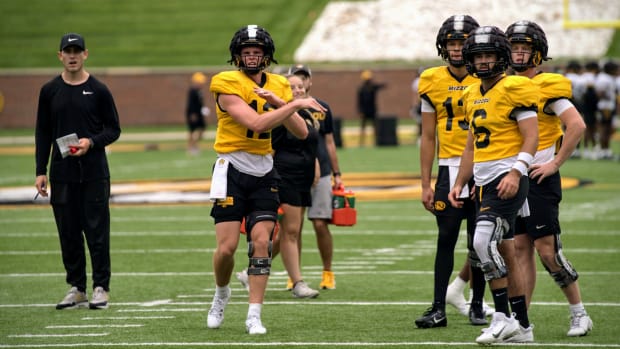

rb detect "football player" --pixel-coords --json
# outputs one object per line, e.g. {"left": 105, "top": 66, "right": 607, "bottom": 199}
{"left": 449, "top": 26, "right": 539, "bottom": 344}
{"left": 416, "top": 15, "right": 492, "bottom": 329}
{"left": 206, "top": 24, "right": 325, "bottom": 335}
{"left": 506, "top": 20, "right": 592, "bottom": 337}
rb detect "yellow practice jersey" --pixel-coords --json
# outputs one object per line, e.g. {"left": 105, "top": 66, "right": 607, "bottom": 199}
{"left": 419, "top": 66, "right": 479, "bottom": 159}
{"left": 210, "top": 70, "right": 293, "bottom": 155}
{"left": 462, "top": 75, "right": 538, "bottom": 163}
{"left": 532, "top": 72, "right": 570, "bottom": 151}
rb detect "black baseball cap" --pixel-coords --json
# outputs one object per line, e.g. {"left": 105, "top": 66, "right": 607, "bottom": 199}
{"left": 59, "top": 33, "right": 86, "bottom": 51}
{"left": 288, "top": 64, "right": 311, "bottom": 77}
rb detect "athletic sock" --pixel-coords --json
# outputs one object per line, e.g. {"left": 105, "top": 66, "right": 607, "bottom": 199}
{"left": 569, "top": 302, "right": 586, "bottom": 315}
{"left": 215, "top": 285, "right": 230, "bottom": 298}
{"left": 491, "top": 287, "right": 510, "bottom": 316}
{"left": 248, "top": 303, "right": 262, "bottom": 319}
{"left": 470, "top": 266, "right": 486, "bottom": 303}
{"left": 509, "top": 295, "right": 530, "bottom": 328}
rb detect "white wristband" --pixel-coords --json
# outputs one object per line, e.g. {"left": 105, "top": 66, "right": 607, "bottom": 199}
{"left": 517, "top": 152, "right": 534, "bottom": 167}
{"left": 512, "top": 161, "right": 528, "bottom": 176}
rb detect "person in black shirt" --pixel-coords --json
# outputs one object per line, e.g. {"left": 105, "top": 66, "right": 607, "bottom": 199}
{"left": 35, "top": 33, "right": 121, "bottom": 311}
{"left": 270, "top": 74, "right": 320, "bottom": 298}
{"left": 185, "top": 72, "right": 209, "bottom": 155}
{"left": 357, "top": 69, "right": 386, "bottom": 147}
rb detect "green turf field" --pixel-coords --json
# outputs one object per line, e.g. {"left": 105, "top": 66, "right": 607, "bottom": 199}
{"left": 0, "top": 0, "right": 329, "bottom": 68}
{"left": 0, "top": 0, "right": 618, "bottom": 69}
{"left": 1, "top": 136, "right": 619, "bottom": 348}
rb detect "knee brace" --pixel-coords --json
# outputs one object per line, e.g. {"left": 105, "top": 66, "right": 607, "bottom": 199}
{"left": 247, "top": 257, "right": 272, "bottom": 275}
{"left": 246, "top": 211, "right": 277, "bottom": 275}
{"left": 543, "top": 235, "right": 579, "bottom": 288}
{"left": 476, "top": 214, "right": 509, "bottom": 281}
{"left": 244, "top": 211, "right": 277, "bottom": 238}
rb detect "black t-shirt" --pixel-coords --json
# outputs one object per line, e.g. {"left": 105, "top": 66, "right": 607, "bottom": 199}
{"left": 35, "top": 75, "right": 121, "bottom": 182}
{"left": 308, "top": 98, "right": 334, "bottom": 177}
{"left": 272, "top": 109, "right": 319, "bottom": 190}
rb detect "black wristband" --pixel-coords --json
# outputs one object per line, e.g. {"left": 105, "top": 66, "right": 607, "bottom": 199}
{"left": 333, "top": 172, "right": 341, "bottom": 177}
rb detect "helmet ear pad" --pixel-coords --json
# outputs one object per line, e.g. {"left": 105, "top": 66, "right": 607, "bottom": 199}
{"left": 532, "top": 51, "right": 543, "bottom": 66}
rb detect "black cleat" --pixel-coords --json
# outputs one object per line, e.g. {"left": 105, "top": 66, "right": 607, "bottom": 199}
{"left": 415, "top": 306, "right": 447, "bottom": 328}
{"left": 469, "top": 302, "right": 488, "bottom": 326}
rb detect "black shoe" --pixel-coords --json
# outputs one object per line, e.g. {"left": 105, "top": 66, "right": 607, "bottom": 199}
{"left": 469, "top": 302, "right": 487, "bottom": 326}
{"left": 415, "top": 306, "right": 447, "bottom": 328}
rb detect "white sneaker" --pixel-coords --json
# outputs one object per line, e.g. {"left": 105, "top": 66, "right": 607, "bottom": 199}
{"left": 505, "top": 324, "right": 534, "bottom": 343}
{"left": 56, "top": 286, "right": 88, "bottom": 310}
{"left": 246, "top": 315, "right": 267, "bottom": 335}
{"left": 89, "top": 287, "right": 109, "bottom": 309}
{"left": 292, "top": 281, "right": 319, "bottom": 299}
{"left": 476, "top": 312, "right": 520, "bottom": 344}
{"left": 236, "top": 269, "right": 249, "bottom": 292}
{"left": 567, "top": 312, "right": 593, "bottom": 337}
{"left": 207, "top": 287, "right": 231, "bottom": 329}
{"left": 446, "top": 284, "right": 468, "bottom": 316}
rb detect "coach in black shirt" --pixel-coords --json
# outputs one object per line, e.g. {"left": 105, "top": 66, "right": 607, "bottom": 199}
{"left": 35, "top": 33, "right": 121, "bottom": 310}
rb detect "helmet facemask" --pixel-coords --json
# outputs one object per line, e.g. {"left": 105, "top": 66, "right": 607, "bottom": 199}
{"left": 228, "top": 25, "right": 277, "bottom": 74}
{"left": 463, "top": 26, "right": 511, "bottom": 79}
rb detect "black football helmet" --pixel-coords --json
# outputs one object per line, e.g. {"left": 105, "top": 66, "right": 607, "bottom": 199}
{"left": 463, "top": 26, "right": 511, "bottom": 79}
{"left": 436, "top": 15, "right": 480, "bottom": 67}
{"left": 228, "top": 24, "right": 278, "bottom": 74}
{"left": 506, "top": 20, "right": 550, "bottom": 72}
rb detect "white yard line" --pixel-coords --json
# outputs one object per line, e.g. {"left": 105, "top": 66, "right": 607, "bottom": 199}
{"left": 45, "top": 325, "right": 143, "bottom": 329}
{"left": 8, "top": 333, "right": 109, "bottom": 338}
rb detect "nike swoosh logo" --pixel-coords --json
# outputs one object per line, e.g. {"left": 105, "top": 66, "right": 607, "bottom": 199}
{"left": 492, "top": 324, "right": 506, "bottom": 338}
{"left": 536, "top": 225, "right": 546, "bottom": 229}
{"left": 68, "top": 38, "right": 78, "bottom": 42}
{"left": 82, "top": 91, "right": 93, "bottom": 95}
{"left": 480, "top": 206, "right": 490, "bottom": 212}
{"left": 433, "top": 315, "right": 445, "bottom": 324}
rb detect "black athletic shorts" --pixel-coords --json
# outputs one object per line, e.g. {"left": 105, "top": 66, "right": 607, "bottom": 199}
{"left": 210, "top": 163, "right": 280, "bottom": 224}
{"left": 279, "top": 184, "right": 312, "bottom": 207}
{"left": 515, "top": 171, "right": 562, "bottom": 239}
{"left": 476, "top": 173, "right": 529, "bottom": 240}
{"left": 433, "top": 165, "right": 476, "bottom": 219}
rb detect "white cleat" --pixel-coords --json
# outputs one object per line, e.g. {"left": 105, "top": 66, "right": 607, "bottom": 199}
{"left": 505, "top": 324, "right": 535, "bottom": 343}
{"left": 207, "top": 287, "right": 231, "bottom": 329}
{"left": 475, "top": 312, "right": 519, "bottom": 344}
{"left": 567, "top": 312, "right": 593, "bottom": 337}
{"left": 246, "top": 316, "right": 267, "bottom": 335}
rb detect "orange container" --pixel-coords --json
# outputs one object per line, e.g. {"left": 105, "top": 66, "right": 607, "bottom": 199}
{"left": 331, "top": 187, "right": 356, "bottom": 226}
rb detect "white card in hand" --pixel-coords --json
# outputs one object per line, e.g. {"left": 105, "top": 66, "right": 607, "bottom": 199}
{"left": 56, "top": 133, "right": 79, "bottom": 158}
